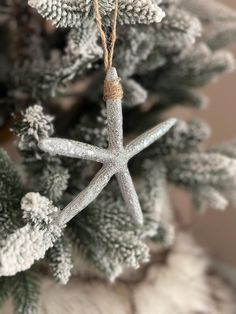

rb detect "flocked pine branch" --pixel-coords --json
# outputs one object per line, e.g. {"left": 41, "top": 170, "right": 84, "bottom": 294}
{"left": 12, "top": 0, "right": 236, "bottom": 110}
{"left": 37, "top": 163, "right": 70, "bottom": 203}
{"left": 0, "top": 277, "right": 11, "bottom": 309}
{"left": 205, "top": 22, "right": 236, "bottom": 51}
{"left": 192, "top": 186, "right": 229, "bottom": 212}
{"left": 158, "top": 43, "right": 235, "bottom": 87}
{"left": 74, "top": 190, "right": 150, "bottom": 281}
{"left": 11, "top": 271, "right": 39, "bottom": 314}
{"left": 135, "top": 118, "right": 236, "bottom": 212}
{"left": 166, "top": 152, "right": 236, "bottom": 211}
{"left": 16, "top": 20, "right": 102, "bottom": 98}
{"left": 0, "top": 148, "right": 24, "bottom": 237}
{"left": 167, "top": 153, "right": 236, "bottom": 188}
{"left": 64, "top": 105, "right": 108, "bottom": 193}
{"left": 0, "top": 270, "right": 39, "bottom": 314}
{"left": 154, "top": 87, "right": 208, "bottom": 110}
{"left": 123, "top": 78, "right": 148, "bottom": 107}
{"left": 14, "top": 105, "right": 70, "bottom": 202}
{"left": 137, "top": 161, "right": 167, "bottom": 239}
{"left": 46, "top": 235, "right": 73, "bottom": 284}
{"left": 115, "top": 7, "right": 201, "bottom": 77}
{"left": 14, "top": 106, "right": 73, "bottom": 284}
{"left": 210, "top": 139, "right": 236, "bottom": 205}
{"left": 14, "top": 104, "right": 54, "bottom": 153}
{"left": 154, "top": 7, "right": 201, "bottom": 57}
{"left": 0, "top": 121, "right": 42, "bottom": 312}
{"left": 140, "top": 119, "right": 210, "bottom": 159}
{"left": 69, "top": 104, "right": 108, "bottom": 148}
{"left": 16, "top": 0, "right": 203, "bottom": 101}
{"left": 0, "top": 192, "right": 62, "bottom": 276}
{"left": 28, "top": 0, "right": 165, "bottom": 27}
{"left": 71, "top": 161, "right": 170, "bottom": 280}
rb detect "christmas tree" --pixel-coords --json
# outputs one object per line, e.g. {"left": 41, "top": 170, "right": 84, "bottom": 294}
{"left": 1, "top": 0, "right": 236, "bottom": 313}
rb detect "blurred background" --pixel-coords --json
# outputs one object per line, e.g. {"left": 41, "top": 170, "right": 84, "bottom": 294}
{"left": 171, "top": 0, "right": 236, "bottom": 269}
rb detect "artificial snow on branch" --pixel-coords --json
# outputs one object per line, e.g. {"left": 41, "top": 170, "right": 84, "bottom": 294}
{"left": 28, "top": 0, "right": 165, "bottom": 27}
{"left": 0, "top": 193, "right": 62, "bottom": 276}
{"left": 46, "top": 236, "right": 73, "bottom": 284}
{"left": 73, "top": 161, "right": 169, "bottom": 280}
{"left": 15, "top": 105, "right": 54, "bottom": 152}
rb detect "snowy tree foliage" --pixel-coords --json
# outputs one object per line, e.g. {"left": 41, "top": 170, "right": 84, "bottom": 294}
{"left": 0, "top": 193, "right": 62, "bottom": 277}
{"left": 0, "top": 0, "right": 236, "bottom": 312}
{"left": 46, "top": 235, "right": 73, "bottom": 284}
{"left": 11, "top": 271, "right": 39, "bottom": 314}
{"left": 28, "top": 0, "right": 165, "bottom": 27}
{"left": 0, "top": 271, "right": 39, "bottom": 314}
{"left": 73, "top": 162, "right": 168, "bottom": 280}
{"left": 14, "top": 105, "right": 70, "bottom": 202}
{"left": 15, "top": 105, "right": 54, "bottom": 151}
{"left": 0, "top": 149, "right": 24, "bottom": 237}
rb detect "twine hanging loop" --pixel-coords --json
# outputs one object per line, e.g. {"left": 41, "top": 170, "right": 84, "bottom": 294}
{"left": 93, "top": 0, "right": 123, "bottom": 101}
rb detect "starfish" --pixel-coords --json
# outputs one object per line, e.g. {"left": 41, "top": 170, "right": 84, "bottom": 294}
{"left": 39, "top": 68, "right": 176, "bottom": 226}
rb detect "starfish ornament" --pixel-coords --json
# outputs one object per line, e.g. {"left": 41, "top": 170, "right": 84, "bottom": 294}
{"left": 39, "top": 68, "right": 176, "bottom": 226}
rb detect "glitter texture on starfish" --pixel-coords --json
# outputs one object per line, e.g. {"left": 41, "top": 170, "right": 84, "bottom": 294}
{"left": 39, "top": 67, "right": 176, "bottom": 226}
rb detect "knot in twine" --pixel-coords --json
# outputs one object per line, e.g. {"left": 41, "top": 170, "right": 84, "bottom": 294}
{"left": 103, "top": 78, "right": 123, "bottom": 101}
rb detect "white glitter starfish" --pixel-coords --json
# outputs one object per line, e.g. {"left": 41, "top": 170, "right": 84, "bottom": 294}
{"left": 39, "top": 68, "right": 176, "bottom": 226}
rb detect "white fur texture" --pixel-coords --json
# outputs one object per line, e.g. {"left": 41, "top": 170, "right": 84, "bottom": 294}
{"left": 2, "top": 232, "right": 235, "bottom": 314}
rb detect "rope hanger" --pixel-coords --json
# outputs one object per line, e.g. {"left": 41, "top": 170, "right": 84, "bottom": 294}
{"left": 93, "top": 0, "right": 123, "bottom": 101}
{"left": 93, "top": 0, "right": 119, "bottom": 72}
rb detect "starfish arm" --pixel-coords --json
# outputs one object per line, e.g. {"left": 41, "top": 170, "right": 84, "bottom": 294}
{"left": 125, "top": 118, "right": 177, "bottom": 159}
{"left": 116, "top": 167, "right": 143, "bottom": 225}
{"left": 105, "top": 67, "right": 123, "bottom": 150}
{"left": 56, "top": 165, "right": 114, "bottom": 226}
{"left": 39, "top": 138, "right": 111, "bottom": 163}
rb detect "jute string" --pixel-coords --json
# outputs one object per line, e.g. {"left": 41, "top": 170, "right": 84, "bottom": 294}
{"left": 93, "top": 0, "right": 123, "bottom": 101}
